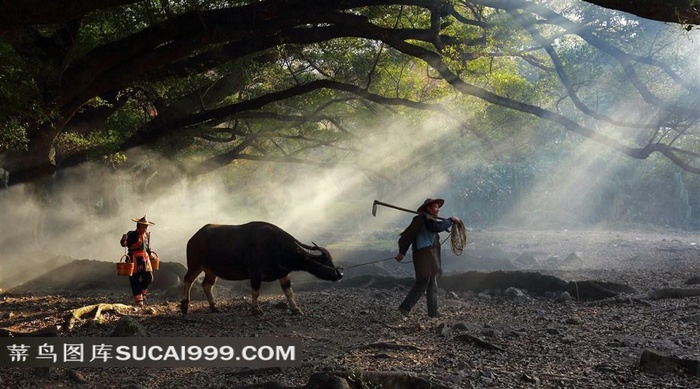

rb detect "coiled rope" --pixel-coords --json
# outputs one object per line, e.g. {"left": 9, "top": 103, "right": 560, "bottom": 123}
{"left": 449, "top": 219, "right": 468, "bottom": 255}
{"left": 345, "top": 219, "right": 468, "bottom": 270}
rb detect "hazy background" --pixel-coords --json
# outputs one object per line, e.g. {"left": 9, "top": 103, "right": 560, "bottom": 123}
{"left": 2, "top": 108, "right": 698, "bottom": 291}
{"left": 0, "top": 115, "right": 455, "bottom": 289}
{"left": 2, "top": 18, "right": 699, "bottom": 291}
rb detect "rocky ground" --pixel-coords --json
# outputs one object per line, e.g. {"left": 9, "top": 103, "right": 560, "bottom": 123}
{"left": 1, "top": 227, "right": 699, "bottom": 388}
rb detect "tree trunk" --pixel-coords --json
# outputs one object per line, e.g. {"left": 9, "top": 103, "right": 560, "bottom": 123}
{"left": 6, "top": 124, "right": 59, "bottom": 186}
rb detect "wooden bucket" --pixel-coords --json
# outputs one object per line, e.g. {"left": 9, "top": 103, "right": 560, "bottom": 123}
{"left": 150, "top": 251, "right": 160, "bottom": 270}
{"left": 116, "top": 255, "right": 134, "bottom": 276}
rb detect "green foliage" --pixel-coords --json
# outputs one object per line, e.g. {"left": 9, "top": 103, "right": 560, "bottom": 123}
{"left": 0, "top": 119, "right": 29, "bottom": 152}
{"left": 55, "top": 129, "right": 124, "bottom": 158}
{"left": 488, "top": 65, "right": 531, "bottom": 99}
{"left": 449, "top": 151, "right": 699, "bottom": 230}
{"left": 102, "top": 152, "right": 128, "bottom": 168}
{"left": 0, "top": 0, "right": 697, "bottom": 199}
{"left": 0, "top": 44, "right": 47, "bottom": 151}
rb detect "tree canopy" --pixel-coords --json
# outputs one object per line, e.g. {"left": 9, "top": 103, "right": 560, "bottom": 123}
{"left": 0, "top": 0, "right": 698, "bottom": 188}
{"left": 584, "top": 0, "right": 700, "bottom": 26}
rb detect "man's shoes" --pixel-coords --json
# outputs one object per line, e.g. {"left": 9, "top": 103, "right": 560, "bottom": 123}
{"left": 398, "top": 307, "right": 410, "bottom": 317}
{"left": 428, "top": 312, "right": 442, "bottom": 318}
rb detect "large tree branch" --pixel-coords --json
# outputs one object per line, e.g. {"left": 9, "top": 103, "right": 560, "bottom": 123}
{"left": 56, "top": 79, "right": 467, "bottom": 174}
{"left": 355, "top": 15, "right": 699, "bottom": 172}
{"left": 3, "top": 0, "right": 699, "bottom": 187}
{"left": 582, "top": 0, "right": 700, "bottom": 26}
{"left": 57, "top": 2, "right": 700, "bottom": 176}
{"left": 58, "top": 3, "right": 440, "bottom": 115}
{"left": 121, "top": 79, "right": 447, "bottom": 149}
{"left": 507, "top": 8, "right": 652, "bottom": 129}
{"left": 3, "top": 0, "right": 696, "bottom": 31}
{"left": 476, "top": 1, "right": 699, "bottom": 96}
{"left": 0, "top": 0, "right": 140, "bottom": 36}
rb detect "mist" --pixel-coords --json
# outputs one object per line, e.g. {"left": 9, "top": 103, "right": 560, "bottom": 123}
{"left": 2, "top": 111, "right": 698, "bottom": 292}
{"left": 2, "top": 23, "right": 699, "bottom": 291}
{"left": 0, "top": 114, "right": 460, "bottom": 290}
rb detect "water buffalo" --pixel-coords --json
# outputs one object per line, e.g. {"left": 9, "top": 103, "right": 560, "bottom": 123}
{"left": 180, "top": 222, "right": 343, "bottom": 315}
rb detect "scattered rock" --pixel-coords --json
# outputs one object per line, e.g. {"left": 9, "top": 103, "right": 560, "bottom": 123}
{"left": 556, "top": 291, "right": 572, "bottom": 302}
{"left": 454, "top": 334, "right": 505, "bottom": 351}
{"left": 504, "top": 287, "right": 526, "bottom": 298}
{"left": 67, "top": 369, "right": 88, "bottom": 384}
{"left": 562, "top": 252, "right": 584, "bottom": 267}
{"left": 638, "top": 349, "right": 700, "bottom": 377}
{"left": 515, "top": 253, "right": 538, "bottom": 267}
{"left": 2, "top": 228, "right": 699, "bottom": 388}
{"left": 647, "top": 288, "right": 700, "bottom": 300}
{"left": 565, "top": 280, "right": 635, "bottom": 300}
{"left": 306, "top": 372, "right": 352, "bottom": 389}
{"left": 111, "top": 315, "right": 148, "bottom": 337}
{"left": 440, "top": 270, "right": 568, "bottom": 296}
{"left": 680, "top": 314, "right": 700, "bottom": 323}
{"left": 521, "top": 372, "right": 540, "bottom": 384}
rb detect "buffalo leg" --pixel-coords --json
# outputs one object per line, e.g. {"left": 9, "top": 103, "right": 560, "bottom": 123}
{"left": 279, "top": 275, "right": 302, "bottom": 315}
{"left": 202, "top": 271, "right": 220, "bottom": 312}
{"left": 250, "top": 278, "right": 264, "bottom": 315}
{"left": 180, "top": 267, "right": 203, "bottom": 315}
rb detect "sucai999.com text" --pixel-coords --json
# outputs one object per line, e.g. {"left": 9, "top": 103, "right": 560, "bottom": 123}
{"left": 1, "top": 337, "right": 301, "bottom": 368}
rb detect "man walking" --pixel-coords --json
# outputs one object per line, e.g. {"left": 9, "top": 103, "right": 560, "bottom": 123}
{"left": 395, "top": 198, "right": 460, "bottom": 318}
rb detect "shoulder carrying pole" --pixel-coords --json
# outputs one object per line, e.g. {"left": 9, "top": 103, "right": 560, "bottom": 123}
{"left": 372, "top": 199, "right": 446, "bottom": 221}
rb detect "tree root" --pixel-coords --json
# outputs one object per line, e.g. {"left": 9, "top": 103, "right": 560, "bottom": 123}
{"left": 646, "top": 288, "right": 700, "bottom": 300}
{"left": 454, "top": 333, "right": 505, "bottom": 351}
{"left": 242, "top": 370, "right": 454, "bottom": 389}
{"left": 586, "top": 296, "right": 652, "bottom": 307}
{"left": 356, "top": 341, "right": 422, "bottom": 352}
{"left": 0, "top": 327, "right": 59, "bottom": 337}
{"left": 344, "top": 370, "right": 453, "bottom": 389}
{"left": 63, "top": 303, "right": 133, "bottom": 331}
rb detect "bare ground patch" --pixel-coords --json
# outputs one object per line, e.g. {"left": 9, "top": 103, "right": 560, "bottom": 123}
{"left": 1, "top": 228, "right": 699, "bottom": 388}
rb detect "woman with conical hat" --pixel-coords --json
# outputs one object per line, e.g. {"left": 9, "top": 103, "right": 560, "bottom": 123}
{"left": 395, "top": 198, "right": 460, "bottom": 318}
{"left": 120, "top": 215, "right": 157, "bottom": 307}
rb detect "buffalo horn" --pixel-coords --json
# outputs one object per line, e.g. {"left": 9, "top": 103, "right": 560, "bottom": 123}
{"left": 295, "top": 240, "right": 323, "bottom": 256}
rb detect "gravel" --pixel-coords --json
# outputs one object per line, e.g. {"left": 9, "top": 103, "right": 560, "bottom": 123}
{"left": 1, "top": 227, "right": 699, "bottom": 388}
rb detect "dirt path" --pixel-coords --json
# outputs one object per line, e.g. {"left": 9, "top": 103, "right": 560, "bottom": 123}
{"left": 1, "top": 228, "right": 699, "bottom": 388}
